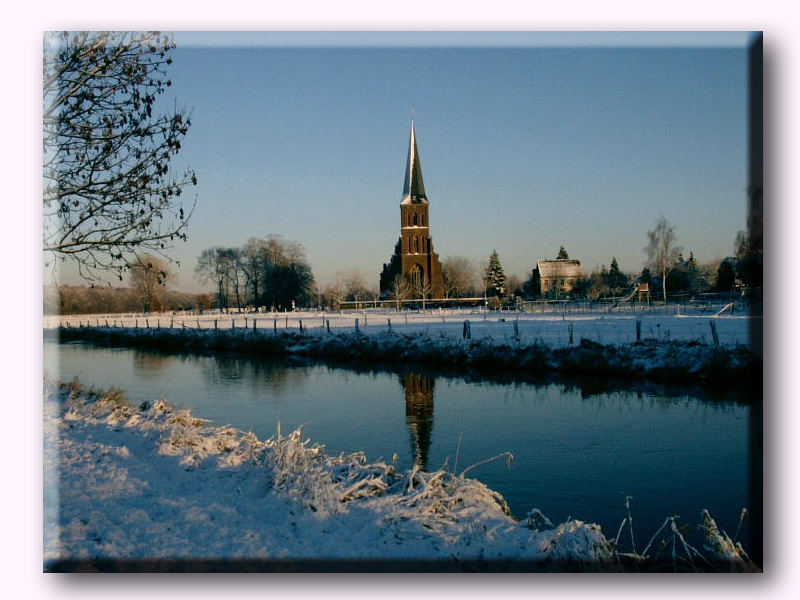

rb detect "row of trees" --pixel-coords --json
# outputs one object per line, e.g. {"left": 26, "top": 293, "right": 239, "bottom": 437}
{"left": 195, "top": 236, "right": 315, "bottom": 311}
{"left": 42, "top": 35, "right": 762, "bottom": 314}
{"left": 416, "top": 216, "right": 761, "bottom": 307}
{"left": 45, "top": 284, "right": 211, "bottom": 315}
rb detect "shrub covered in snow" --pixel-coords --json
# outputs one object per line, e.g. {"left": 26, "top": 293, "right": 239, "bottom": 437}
{"left": 48, "top": 324, "right": 760, "bottom": 385}
{"left": 45, "top": 381, "right": 759, "bottom": 572}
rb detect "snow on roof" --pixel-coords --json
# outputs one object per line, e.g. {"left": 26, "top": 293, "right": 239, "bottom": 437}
{"left": 536, "top": 259, "right": 584, "bottom": 279}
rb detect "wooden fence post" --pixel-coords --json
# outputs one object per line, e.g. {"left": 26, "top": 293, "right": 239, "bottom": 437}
{"left": 636, "top": 319, "right": 641, "bottom": 342}
{"left": 274, "top": 319, "right": 277, "bottom": 333}
{"left": 568, "top": 322, "right": 574, "bottom": 345}
{"left": 326, "top": 319, "right": 331, "bottom": 333}
{"left": 355, "top": 318, "right": 359, "bottom": 332}
{"left": 513, "top": 319, "right": 519, "bottom": 338}
{"left": 709, "top": 320, "right": 719, "bottom": 347}
{"left": 387, "top": 318, "right": 392, "bottom": 333}
{"left": 214, "top": 319, "right": 218, "bottom": 330}
{"left": 463, "top": 320, "right": 471, "bottom": 339}
{"left": 299, "top": 320, "right": 303, "bottom": 333}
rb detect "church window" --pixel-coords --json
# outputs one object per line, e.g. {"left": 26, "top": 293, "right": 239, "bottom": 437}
{"left": 410, "top": 264, "right": 423, "bottom": 289}
{"left": 413, "top": 213, "right": 418, "bottom": 226}
{"left": 414, "top": 237, "right": 419, "bottom": 253}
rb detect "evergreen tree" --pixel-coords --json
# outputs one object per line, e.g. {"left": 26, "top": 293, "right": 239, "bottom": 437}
{"left": 522, "top": 268, "right": 541, "bottom": 299}
{"left": 716, "top": 258, "right": 736, "bottom": 292}
{"left": 557, "top": 246, "right": 569, "bottom": 259}
{"left": 607, "top": 257, "right": 629, "bottom": 291}
{"left": 485, "top": 250, "right": 506, "bottom": 298}
{"left": 609, "top": 257, "right": 620, "bottom": 280}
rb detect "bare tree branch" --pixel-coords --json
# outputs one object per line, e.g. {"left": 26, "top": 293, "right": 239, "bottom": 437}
{"left": 43, "top": 31, "right": 197, "bottom": 283}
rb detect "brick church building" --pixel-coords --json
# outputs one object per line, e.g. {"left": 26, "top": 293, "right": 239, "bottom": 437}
{"left": 380, "top": 122, "right": 444, "bottom": 299}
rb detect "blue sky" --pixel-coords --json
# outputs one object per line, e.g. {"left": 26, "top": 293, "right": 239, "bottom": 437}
{"left": 62, "top": 32, "right": 754, "bottom": 292}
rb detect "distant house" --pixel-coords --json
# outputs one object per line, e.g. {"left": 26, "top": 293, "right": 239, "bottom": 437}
{"left": 536, "top": 259, "right": 585, "bottom": 296}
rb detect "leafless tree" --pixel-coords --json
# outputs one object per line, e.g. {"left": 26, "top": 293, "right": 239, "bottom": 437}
{"left": 195, "top": 247, "right": 237, "bottom": 311}
{"left": 441, "top": 256, "right": 476, "bottom": 299}
{"left": 387, "top": 275, "right": 413, "bottom": 311}
{"left": 128, "top": 253, "right": 174, "bottom": 312}
{"left": 337, "top": 270, "right": 371, "bottom": 305}
{"left": 412, "top": 277, "right": 433, "bottom": 311}
{"left": 240, "top": 237, "right": 271, "bottom": 306}
{"left": 43, "top": 31, "right": 196, "bottom": 283}
{"left": 645, "top": 216, "right": 682, "bottom": 303}
{"left": 322, "top": 281, "right": 346, "bottom": 311}
{"left": 198, "top": 236, "right": 315, "bottom": 312}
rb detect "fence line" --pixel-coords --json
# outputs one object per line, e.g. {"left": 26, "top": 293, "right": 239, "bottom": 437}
{"left": 44, "top": 303, "right": 755, "bottom": 348}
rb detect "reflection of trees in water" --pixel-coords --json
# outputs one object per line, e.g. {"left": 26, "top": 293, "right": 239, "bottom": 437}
{"left": 200, "top": 355, "right": 312, "bottom": 396}
{"left": 130, "top": 350, "right": 313, "bottom": 398}
{"left": 401, "top": 373, "right": 435, "bottom": 471}
{"left": 566, "top": 377, "right": 757, "bottom": 406}
{"left": 512, "top": 379, "right": 749, "bottom": 421}
{"left": 132, "top": 350, "right": 174, "bottom": 375}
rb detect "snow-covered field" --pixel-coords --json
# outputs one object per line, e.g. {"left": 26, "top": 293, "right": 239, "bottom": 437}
{"left": 46, "top": 305, "right": 761, "bottom": 386}
{"left": 44, "top": 380, "right": 758, "bottom": 572}
{"left": 45, "top": 304, "right": 757, "bottom": 349}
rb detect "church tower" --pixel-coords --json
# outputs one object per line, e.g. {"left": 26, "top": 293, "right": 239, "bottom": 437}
{"left": 380, "top": 121, "right": 444, "bottom": 299}
{"left": 401, "top": 373, "right": 435, "bottom": 471}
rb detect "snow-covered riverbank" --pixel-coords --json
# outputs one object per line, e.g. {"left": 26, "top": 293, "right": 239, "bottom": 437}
{"left": 44, "top": 380, "right": 758, "bottom": 572}
{"left": 45, "top": 305, "right": 758, "bottom": 349}
{"left": 47, "top": 320, "right": 761, "bottom": 385}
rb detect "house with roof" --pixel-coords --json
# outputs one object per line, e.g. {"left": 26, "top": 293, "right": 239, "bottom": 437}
{"left": 535, "top": 259, "right": 585, "bottom": 297}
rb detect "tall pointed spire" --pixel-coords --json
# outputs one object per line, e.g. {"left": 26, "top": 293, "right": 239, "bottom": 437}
{"left": 402, "top": 120, "right": 427, "bottom": 203}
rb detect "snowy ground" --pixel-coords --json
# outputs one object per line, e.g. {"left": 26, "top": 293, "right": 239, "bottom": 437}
{"left": 43, "top": 303, "right": 760, "bottom": 571}
{"left": 44, "top": 380, "right": 758, "bottom": 572}
{"left": 45, "top": 304, "right": 758, "bottom": 349}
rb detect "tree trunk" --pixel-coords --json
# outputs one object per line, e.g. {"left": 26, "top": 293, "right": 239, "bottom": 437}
{"left": 662, "top": 271, "right": 667, "bottom": 304}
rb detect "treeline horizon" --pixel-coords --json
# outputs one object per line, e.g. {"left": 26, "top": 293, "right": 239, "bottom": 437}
{"left": 44, "top": 284, "right": 213, "bottom": 316}
{"left": 46, "top": 221, "right": 761, "bottom": 316}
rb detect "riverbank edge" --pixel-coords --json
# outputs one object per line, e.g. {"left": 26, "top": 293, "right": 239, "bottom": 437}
{"left": 45, "top": 326, "right": 761, "bottom": 387}
{"left": 45, "top": 379, "right": 760, "bottom": 573}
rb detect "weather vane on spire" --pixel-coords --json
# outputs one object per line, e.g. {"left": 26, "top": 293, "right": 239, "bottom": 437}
{"left": 411, "top": 106, "right": 416, "bottom": 122}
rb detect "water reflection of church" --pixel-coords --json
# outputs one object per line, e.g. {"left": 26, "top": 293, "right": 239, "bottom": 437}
{"left": 401, "top": 373, "right": 435, "bottom": 471}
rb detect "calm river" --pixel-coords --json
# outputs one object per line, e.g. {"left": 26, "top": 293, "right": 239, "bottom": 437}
{"left": 44, "top": 340, "right": 761, "bottom": 556}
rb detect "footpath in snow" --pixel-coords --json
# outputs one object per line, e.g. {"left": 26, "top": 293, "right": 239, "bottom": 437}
{"left": 44, "top": 381, "right": 759, "bottom": 572}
